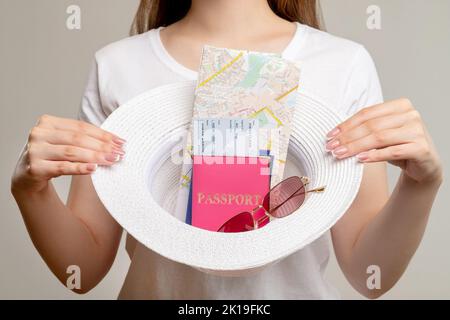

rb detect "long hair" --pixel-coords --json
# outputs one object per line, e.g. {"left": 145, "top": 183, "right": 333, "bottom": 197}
{"left": 130, "top": 0, "right": 323, "bottom": 35}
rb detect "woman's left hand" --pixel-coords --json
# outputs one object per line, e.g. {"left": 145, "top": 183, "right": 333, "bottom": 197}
{"left": 325, "top": 98, "right": 443, "bottom": 184}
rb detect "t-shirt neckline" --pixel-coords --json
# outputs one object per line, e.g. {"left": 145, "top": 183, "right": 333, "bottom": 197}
{"left": 149, "top": 22, "right": 305, "bottom": 80}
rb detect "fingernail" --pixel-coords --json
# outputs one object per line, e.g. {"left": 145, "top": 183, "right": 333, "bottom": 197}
{"left": 105, "top": 153, "right": 121, "bottom": 162}
{"left": 325, "top": 139, "right": 340, "bottom": 151}
{"left": 86, "top": 164, "right": 97, "bottom": 172}
{"left": 113, "top": 136, "right": 126, "bottom": 145}
{"left": 112, "top": 146, "right": 125, "bottom": 156}
{"left": 327, "top": 127, "right": 340, "bottom": 139}
{"left": 356, "top": 152, "right": 369, "bottom": 162}
{"left": 332, "top": 146, "right": 348, "bottom": 157}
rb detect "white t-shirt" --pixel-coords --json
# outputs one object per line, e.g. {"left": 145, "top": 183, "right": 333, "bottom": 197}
{"left": 79, "top": 22, "right": 383, "bottom": 299}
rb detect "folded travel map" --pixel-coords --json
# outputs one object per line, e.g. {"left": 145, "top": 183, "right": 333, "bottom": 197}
{"left": 174, "top": 45, "right": 301, "bottom": 229}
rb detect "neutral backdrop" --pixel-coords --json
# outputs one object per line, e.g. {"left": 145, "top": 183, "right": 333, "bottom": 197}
{"left": 0, "top": 0, "right": 449, "bottom": 299}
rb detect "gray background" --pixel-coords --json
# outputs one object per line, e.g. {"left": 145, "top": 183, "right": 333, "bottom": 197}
{"left": 0, "top": 0, "right": 449, "bottom": 299}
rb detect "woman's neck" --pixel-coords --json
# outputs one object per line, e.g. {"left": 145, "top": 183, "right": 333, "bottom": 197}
{"left": 182, "top": 0, "right": 290, "bottom": 39}
{"left": 160, "top": 0, "right": 296, "bottom": 71}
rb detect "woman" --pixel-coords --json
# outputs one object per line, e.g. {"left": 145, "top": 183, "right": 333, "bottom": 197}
{"left": 11, "top": 0, "right": 443, "bottom": 299}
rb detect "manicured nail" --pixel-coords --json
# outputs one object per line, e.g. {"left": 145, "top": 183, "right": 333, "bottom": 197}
{"left": 325, "top": 139, "right": 340, "bottom": 151}
{"left": 105, "top": 153, "right": 121, "bottom": 162}
{"left": 332, "top": 146, "right": 348, "bottom": 157}
{"left": 327, "top": 127, "right": 340, "bottom": 139}
{"left": 86, "top": 164, "right": 97, "bottom": 172}
{"left": 356, "top": 152, "right": 369, "bottom": 162}
{"left": 113, "top": 136, "right": 126, "bottom": 145}
{"left": 112, "top": 146, "right": 125, "bottom": 156}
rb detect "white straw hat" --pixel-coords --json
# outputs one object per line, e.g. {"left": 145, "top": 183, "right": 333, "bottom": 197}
{"left": 92, "top": 81, "right": 363, "bottom": 276}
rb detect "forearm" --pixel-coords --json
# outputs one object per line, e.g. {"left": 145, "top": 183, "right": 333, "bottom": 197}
{"left": 347, "top": 173, "right": 442, "bottom": 297}
{"left": 11, "top": 182, "right": 108, "bottom": 290}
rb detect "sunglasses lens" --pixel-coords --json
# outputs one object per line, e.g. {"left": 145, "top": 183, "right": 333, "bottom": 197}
{"left": 263, "top": 176, "right": 306, "bottom": 218}
{"left": 217, "top": 212, "right": 255, "bottom": 233}
{"left": 271, "top": 191, "right": 305, "bottom": 218}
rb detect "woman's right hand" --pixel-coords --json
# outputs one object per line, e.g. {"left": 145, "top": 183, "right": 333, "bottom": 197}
{"left": 11, "top": 114, "right": 125, "bottom": 194}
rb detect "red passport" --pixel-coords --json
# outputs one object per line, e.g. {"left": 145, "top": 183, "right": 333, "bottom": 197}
{"left": 192, "top": 156, "right": 270, "bottom": 232}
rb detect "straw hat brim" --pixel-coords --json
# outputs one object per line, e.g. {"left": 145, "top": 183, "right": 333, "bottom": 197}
{"left": 92, "top": 81, "right": 363, "bottom": 275}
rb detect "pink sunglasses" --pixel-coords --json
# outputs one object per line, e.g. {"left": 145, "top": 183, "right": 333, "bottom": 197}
{"left": 217, "top": 176, "right": 325, "bottom": 233}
